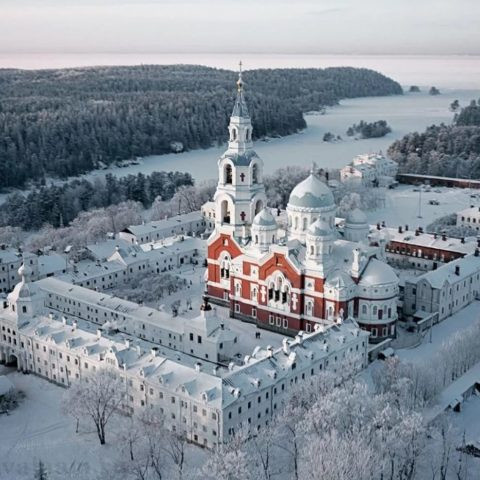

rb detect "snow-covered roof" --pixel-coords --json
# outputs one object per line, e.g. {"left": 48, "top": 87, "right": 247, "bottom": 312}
{"left": 122, "top": 211, "right": 203, "bottom": 237}
{"left": 378, "top": 227, "right": 477, "bottom": 255}
{"left": 288, "top": 173, "right": 335, "bottom": 210}
{"left": 37, "top": 253, "right": 66, "bottom": 277}
{"left": 410, "top": 254, "right": 480, "bottom": 289}
{"left": 86, "top": 239, "right": 138, "bottom": 261}
{"left": 220, "top": 149, "right": 259, "bottom": 167}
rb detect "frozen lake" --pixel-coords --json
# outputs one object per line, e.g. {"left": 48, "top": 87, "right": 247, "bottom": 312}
{"left": 81, "top": 87, "right": 480, "bottom": 184}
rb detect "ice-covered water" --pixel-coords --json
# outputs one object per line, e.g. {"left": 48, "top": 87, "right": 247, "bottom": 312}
{"left": 81, "top": 88, "right": 480, "bottom": 184}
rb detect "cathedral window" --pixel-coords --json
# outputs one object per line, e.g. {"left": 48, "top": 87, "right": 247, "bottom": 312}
{"left": 302, "top": 218, "right": 307, "bottom": 231}
{"left": 254, "top": 200, "right": 263, "bottom": 216}
{"left": 310, "top": 245, "right": 315, "bottom": 256}
{"left": 268, "top": 286, "right": 274, "bottom": 300}
{"left": 221, "top": 200, "right": 231, "bottom": 224}
{"left": 252, "top": 164, "right": 259, "bottom": 184}
{"left": 361, "top": 304, "right": 367, "bottom": 315}
{"left": 373, "top": 306, "right": 378, "bottom": 315}
{"left": 224, "top": 165, "right": 233, "bottom": 184}
{"left": 255, "top": 235, "right": 259, "bottom": 244}
{"left": 294, "top": 217, "right": 299, "bottom": 230}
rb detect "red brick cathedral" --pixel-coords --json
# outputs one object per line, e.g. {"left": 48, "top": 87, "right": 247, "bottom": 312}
{"left": 206, "top": 69, "right": 399, "bottom": 343}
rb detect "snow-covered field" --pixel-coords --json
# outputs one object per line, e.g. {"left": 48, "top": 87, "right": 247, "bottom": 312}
{"left": 397, "top": 301, "right": 480, "bottom": 364}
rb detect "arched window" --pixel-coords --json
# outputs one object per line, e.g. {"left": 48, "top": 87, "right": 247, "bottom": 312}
{"left": 224, "top": 165, "right": 233, "bottom": 184}
{"left": 272, "top": 235, "right": 275, "bottom": 243}
{"left": 302, "top": 218, "right": 307, "bottom": 231}
{"left": 252, "top": 163, "right": 259, "bottom": 184}
{"left": 255, "top": 235, "right": 259, "bottom": 244}
{"left": 288, "top": 215, "right": 292, "bottom": 227}
{"left": 255, "top": 199, "right": 263, "bottom": 216}
{"left": 220, "top": 200, "right": 231, "bottom": 224}
{"left": 306, "top": 301, "right": 313, "bottom": 316}
{"left": 294, "top": 217, "right": 299, "bottom": 230}
{"left": 373, "top": 306, "right": 377, "bottom": 315}
{"left": 310, "top": 245, "right": 315, "bottom": 255}
{"left": 362, "top": 304, "right": 367, "bottom": 315}
{"left": 231, "top": 128, "right": 237, "bottom": 141}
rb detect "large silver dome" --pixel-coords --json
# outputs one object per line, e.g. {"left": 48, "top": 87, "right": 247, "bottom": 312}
{"left": 288, "top": 174, "right": 335, "bottom": 210}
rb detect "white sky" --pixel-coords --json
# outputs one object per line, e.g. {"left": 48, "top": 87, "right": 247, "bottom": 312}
{"left": 0, "top": 0, "right": 479, "bottom": 55}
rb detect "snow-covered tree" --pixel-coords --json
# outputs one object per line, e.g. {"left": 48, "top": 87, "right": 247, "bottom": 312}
{"left": 62, "top": 368, "right": 125, "bottom": 445}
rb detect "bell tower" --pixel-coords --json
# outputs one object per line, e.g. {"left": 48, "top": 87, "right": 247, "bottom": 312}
{"left": 214, "top": 62, "right": 267, "bottom": 237}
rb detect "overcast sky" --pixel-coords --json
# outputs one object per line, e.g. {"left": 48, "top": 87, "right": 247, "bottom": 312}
{"left": 1, "top": 0, "right": 479, "bottom": 55}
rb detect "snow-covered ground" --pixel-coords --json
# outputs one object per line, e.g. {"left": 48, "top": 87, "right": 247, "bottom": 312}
{"left": 367, "top": 184, "right": 478, "bottom": 231}
{"left": 397, "top": 301, "right": 480, "bottom": 364}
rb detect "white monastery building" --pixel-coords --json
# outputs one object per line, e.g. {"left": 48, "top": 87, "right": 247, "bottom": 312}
{"left": 340, "top": 153, "right": 398, "bottom": 187}
{"left": 0, "top": 264, "right": 368, "bottom": 447}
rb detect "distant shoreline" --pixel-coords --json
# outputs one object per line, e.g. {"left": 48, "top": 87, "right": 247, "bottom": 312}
{"left": 0, "top": 53, "right": 479, "bottom": 88}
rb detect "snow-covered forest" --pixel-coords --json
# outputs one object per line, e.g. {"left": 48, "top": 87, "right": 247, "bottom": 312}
{"left": 0, "top": 65, "right": 402, "bottom": 189}
{"left": 388, "top": 100, "right": 480, "bottom": 178}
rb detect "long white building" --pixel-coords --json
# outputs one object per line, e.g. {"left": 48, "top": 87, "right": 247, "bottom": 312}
{"left": 0, "top": 265, "right": 368, "bottom": 447}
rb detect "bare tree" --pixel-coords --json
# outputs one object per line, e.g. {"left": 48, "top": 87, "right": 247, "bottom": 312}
{"left": 62, "top": 368, "right": 125, "bottom": 445}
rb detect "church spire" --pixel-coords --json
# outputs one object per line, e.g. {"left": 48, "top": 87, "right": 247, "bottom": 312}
{"left": 231, "top": 60, "right": 249, "bottom": 118}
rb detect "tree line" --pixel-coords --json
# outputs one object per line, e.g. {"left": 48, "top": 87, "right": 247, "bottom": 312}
{"left": 0, "top": 171, "right": 193, "bottom": 230}
{"left": 0, "top": 65, "right": 402, "bottom": 189}
{"left": 388, "top": 99, "right": 480, "bottom": 178}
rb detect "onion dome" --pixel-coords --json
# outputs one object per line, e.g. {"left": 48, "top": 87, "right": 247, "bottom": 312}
{"left": 346, "top": 208, "right": 367, "bottom": 225}
{"left": 307, "top": 218, "right": 333, "bottom": 237}
{"left": 288, "top": 173, "right": 335, "bottom": 210}
{"left": 252, "top": 208, "right": 277, "bottom": 229}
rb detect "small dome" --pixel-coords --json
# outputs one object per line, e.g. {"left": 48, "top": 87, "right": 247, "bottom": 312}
{"left": 346, "top": 208, "right": 367, "bottom": 225}
{"left": 252, "top": 208, "right": 277, "bottom": 228}
{"left": 288, "top": 174, "right": 335, "bottom": 210}
{"left": 308, "top": 218, "right": 333, "bottom": 237}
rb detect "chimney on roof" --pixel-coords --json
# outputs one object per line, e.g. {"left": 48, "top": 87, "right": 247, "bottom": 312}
{"left": 151, "top": 347, "right": 158, "bottom": 358}
{"left": 381, "top": 221, "right": 386, "bottom": 227}
{"left": 266, "top": 345, "right": 274, "bottom": 358}
{"left": 72, "top": 320, "right": 77, "bottom": 331}
{"left": 61, "top": 315, "right": 67, "bottom": 325}
{"left": 195, "top": 362, "right": 201, "bottom": 373}
{"left": 228, "top": 362, "right": 235, "bottom": 371}
{"left": 405, "top": 225, "right": 409, "bottom": 231}
{"left": 475, "top": 249, "right": 480, "bottom": 257}
{"left": 477, "top": 238, "right": 480, "bottom": 248}
{"left": 398, "top": 226, "right": 403, "bottom": 234}
{"left": 376, "top": 223, "right": 381, "bottom": 230}
{"left": 434, "top": 232, "right": 438, "bottom": 239}
{"left": 461, "top": 237, "right": 465, "bottom": 244}
{"left": 212, "top": 365, "right": 218, "bottom": 375}
{"left": 442, "top": 233, "right": 447, "bottom": 241}
{"left": 415, "top": 229, "right": 420, "bottom": 236}
{"left": 455, "top": 265, "right": 460, "bottom": 276}
{"left": 419, "top": 226, "right": 424, "bottom": 233}
{"left": 295, "top": 331, "right": 304, "bottom": 344}
{"left": 125, "top": 339, "right": 130, "bottom": 348}
{"left": 282, "top": 338, "right": 290, "bottom": 355}
{"left": 96, "top": 328, "right": 102, "bottom": 340}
